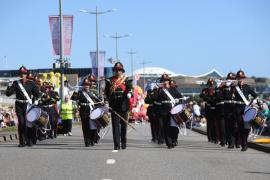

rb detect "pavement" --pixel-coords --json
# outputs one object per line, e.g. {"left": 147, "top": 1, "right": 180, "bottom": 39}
{"left": 0, "top": 123, "right": 269, "bottom": 180}
{"left": 192, "top": 126, "right": 270, "bottom": 153}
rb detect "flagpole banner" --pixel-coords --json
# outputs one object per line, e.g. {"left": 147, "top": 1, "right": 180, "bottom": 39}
{"left": 98, "top": 51, "right": 106, "bottom": 77}
{"left": 90, "top": 51, "right": 106, "bottom": 78}
{"left": 49, "top": 15, "right": 73, "bottom": 56}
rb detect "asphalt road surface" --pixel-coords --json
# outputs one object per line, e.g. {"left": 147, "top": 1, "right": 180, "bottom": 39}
{"left": 0, "top": 123, "right": 269, "bottom": 180}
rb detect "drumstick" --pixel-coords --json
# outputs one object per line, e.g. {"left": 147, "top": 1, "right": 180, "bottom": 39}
{"left": 108, "top": 107, "right": 136, "bottom": 130}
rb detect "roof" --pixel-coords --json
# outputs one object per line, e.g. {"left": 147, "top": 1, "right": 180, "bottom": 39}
{"left": 134, "top": 67, "right": 176, "bottom": 77}
{"left": 134, "top": 67, "right": 223, "bottom": 78}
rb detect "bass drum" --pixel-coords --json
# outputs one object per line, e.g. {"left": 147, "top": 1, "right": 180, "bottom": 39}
{"left": 90, "top": 107, "right": 110, "bottom": 128}
{"left": 26, "top": 106, "right": 49, "bottom": 128}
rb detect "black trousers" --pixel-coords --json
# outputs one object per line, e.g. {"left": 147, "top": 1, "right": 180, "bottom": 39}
{"left": 156, "top": 115, "right": 165, "bottom": 143}
{"left": 148, "top": 113, "right": 158, "bottom": 141}
{"left": 111, "top": 111, "right": 128, "bottom": 148}
{"left": 226, "top": 104, "right": 240, "bottom": 147}
{"left": 15, "top": 102, "right": 34, "bottom": 145}
{"left": 216, "top": 105, "right": 226, "bottom": 145}
{"left": 205, "top": 108, "right": 218, "bottom": 142}
{"left": 161, "top": 113, "right": 172, "bottom": 147}
{"left": 169, "top": 126, "right": 179, "bottom": 144}
{"left": 62, "top": 119, "right": 72, "bottom": 134}
{"left": 80, "top": 114, "right": 91, "bottom": 145}
{"left": 236, "top": 104, "right": 249, "bottom": 148}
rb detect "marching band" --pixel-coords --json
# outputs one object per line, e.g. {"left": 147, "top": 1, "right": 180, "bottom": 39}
{"left": 5, "top": 64, "right": 261, "bottom": 152}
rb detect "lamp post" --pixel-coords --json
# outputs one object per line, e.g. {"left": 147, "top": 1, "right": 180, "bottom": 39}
{"left": 105, "top": 33, "right": 131, "bottom": 62}
{"left": 127, "top": 50, "right": 136, "bottom": 78}
{"left": 79, "top": 7, "right": 116, "bottom": 96}
{"left": 140, "top": 60, "right": 152, "bottom": 92}
{"left": 59, "top": 0, "right": 65, "bottom": 101}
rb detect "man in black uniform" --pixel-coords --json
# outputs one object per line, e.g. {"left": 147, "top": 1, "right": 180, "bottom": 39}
{"left": 156, "top": 74, "right": 174, "bottom": 148}
{"left": 168, "top": 80, "right": 183, "bottom": 147}
{"left": 71, "top": 78, "right": 101, "bottom": 147}
{"left": 200, "top": 78, "right": 218, "bottom": 143}
{"left": 145, "top": 84, "right": 159, "bottom": 142}
{"left": 6, "top": 66, "right": 39, "bottom": 147}
{"left": 221, "top": 73, "right": 239, "bottom": 148}
{"left": 39, "top": 82, "right": 60, "bottom": 139}
{"left": 105, "top": 62, "right": 133, "bottom": 150}
{"left": 234, "top": 70, "right": 257, "bottom": 151}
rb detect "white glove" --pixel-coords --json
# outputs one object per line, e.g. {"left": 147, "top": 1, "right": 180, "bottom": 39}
{"left": 183, "top": 96, "right": 189, "bottom": 101}
{"left": 127, "top": 93, "right": 132, "bottom": 99}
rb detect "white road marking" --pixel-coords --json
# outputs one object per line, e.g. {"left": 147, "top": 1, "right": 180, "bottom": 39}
{"left": 106, "top": 159, "right": 116, "bottom": 165}
{"left": 112, "top": 150, "right": 118, "bottom": 153}
{"left": 101, "top": 179, "right": 112, "bottom": 180}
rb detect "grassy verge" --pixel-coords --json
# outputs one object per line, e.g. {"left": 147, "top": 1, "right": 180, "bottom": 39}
{"left": 0, "top": 126, "right": 17, "bottom": 132}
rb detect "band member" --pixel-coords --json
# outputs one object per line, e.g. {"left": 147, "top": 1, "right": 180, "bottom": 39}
{"left": 145, "top": 84, "right": 159, "bottom": 143}
{"left": 71, "top": 78, "right": 100, "bottom": 147}
{"left": 105, "top": 62, "right": 133, "bottom": 150}
{"left": 200, "top": 78, "right": 218, "bottom": 143}
{"left": 221, "top": 73, "right": 239, "bottom": 148}
{"left": 156, "top": 74, "right": 174, "bottom": 148}
{"left": 40, "top": 82, "right": 60, "bottom": 139}
{"left": 234, "top": 70, "right": 257, "bottom": 151}
{"left": 6, "top": 66, "right": 40, "bottom": 147}
{"left": 168, "top": 80, "right": 183, "bottom": 147}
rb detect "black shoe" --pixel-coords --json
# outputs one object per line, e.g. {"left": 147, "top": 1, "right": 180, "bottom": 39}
{"left": 241, "top": 146, "right": 248, "bottom": 151}
{"left": 18, "top": 144, "right": 25, "bottom": 147}
{"left": 114, "top": 146, "right": 120, "bottom": 150}
{"left": 220, "top": 143, "right": 225, "bottom": 147}
{"left": 121, "top": 144, "right": 126, "bottom": 150}
{"left": 26, "top": 141, "right": 33, "bottom": 147}
{"left": 167, "top": 145, "right": 173, "bottom": 149}
{"left": 85, "top": 144, "right": 90, "bottom": 147}
{"left": 90, "top": 142, "right": 94, "bottom": 146}
{"left": 235, "top": 145, "right": 240, "bottom": 149}
{"left": 32, "top": 139, "right": 37, "bottom": 145}
{"left": 228, "top": 145, "right": 234, "bottom": 149}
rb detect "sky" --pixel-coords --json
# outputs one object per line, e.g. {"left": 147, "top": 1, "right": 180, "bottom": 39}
{"left": 0, "top": 0, "right": 270, "bottom": 77}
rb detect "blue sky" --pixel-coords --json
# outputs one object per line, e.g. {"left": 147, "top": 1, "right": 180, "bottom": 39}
{"left": 0, "top": 0, "right": 270, "bottom": 77}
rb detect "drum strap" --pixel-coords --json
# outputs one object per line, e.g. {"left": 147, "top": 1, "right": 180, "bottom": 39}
{"left": 17, "top": 80, "right": 32, "bottom": 105}
{"left": 82, "top": 91, "right": 95, "bottom": 110}
{"left": 235, "top": 86, "right": 249, "bottom": 106}
{"left": 163, "top": 88, "right": 176, "bottom": 106}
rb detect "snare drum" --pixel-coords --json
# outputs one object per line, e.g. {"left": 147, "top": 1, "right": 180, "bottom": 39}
{"left": 26, "top": 106, "right": 49, "bottom": 128}
{"left": 90, "top": 107, "right": 110, "bottom": 128}
{"left": 171, "top": 104, "right": 192, "bottom": 125}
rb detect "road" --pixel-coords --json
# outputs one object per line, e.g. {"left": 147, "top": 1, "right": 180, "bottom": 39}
{"left": 0, "top": 123, "right": 269, "bottom": 180}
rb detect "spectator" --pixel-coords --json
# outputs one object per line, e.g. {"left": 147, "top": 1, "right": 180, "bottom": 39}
{"left": 60, "top": 95, "right": 74, "bottom": 136}
{"left": 2, "top": 112, "right": 15, "bottom": 127}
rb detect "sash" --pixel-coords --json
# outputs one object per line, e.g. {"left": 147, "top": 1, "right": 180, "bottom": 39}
{"left": 163, "top": 88, "right": 176, "bottom": 106}
{"left": 17, "top": 80, "right": 32, "bottom": 105}
{"left": 235, "top": 86, "right": 249, "bottom": 106}
{"left": 82, "top": 91, "right": 95, "bottom": 110}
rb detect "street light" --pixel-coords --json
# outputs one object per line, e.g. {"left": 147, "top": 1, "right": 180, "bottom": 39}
{"left": 59, "top": 0, "right": 65, "bottom": 101}
{"left": 79, "top": 7, "right": 116, "bottom": 96}
{"left": 127, "top": 50, "right": 136, "bottom": 82}
{"left": 105, "top": 33, "right": 131, "bottom": 62}
{"left": 139, "top": 60, "right": 152, "bottom": 92}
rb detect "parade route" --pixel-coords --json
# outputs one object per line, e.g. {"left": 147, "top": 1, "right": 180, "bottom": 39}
{"left": 0, "top": 124, "right": 269, "bottom": 180}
